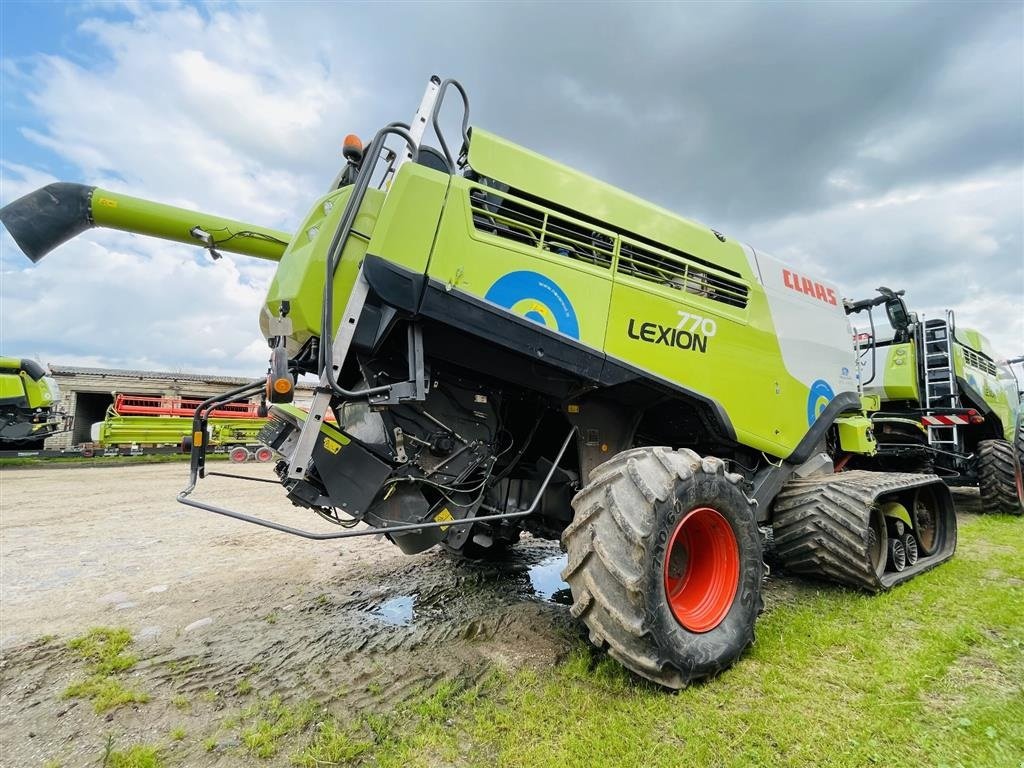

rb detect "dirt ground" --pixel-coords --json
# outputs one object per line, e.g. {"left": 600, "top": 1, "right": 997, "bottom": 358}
{"left": 0, "top": 462, "right": 984, "bottom": 767}
{"left": 0, "top": 462, "right": 576, "bottom": 766}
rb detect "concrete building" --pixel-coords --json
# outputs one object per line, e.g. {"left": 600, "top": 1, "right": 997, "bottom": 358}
{"left": 44, "top": 365, "right": 315, "bottom": 449}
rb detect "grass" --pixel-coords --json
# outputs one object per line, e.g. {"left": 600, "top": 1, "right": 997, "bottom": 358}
{"left": 104, "top": 744, "right": 162, "bottom": 768}
{"left": 232, "top": 513, "right": 1023, "bottom": 768}
{"left": 238, "top": 696, "right": 319, "bottom": 758}
{"left": 62, "top": 627, "right": 149, "bottom": 713}
{"left": 168, "top": 727, "right": 186, "bottom": 742}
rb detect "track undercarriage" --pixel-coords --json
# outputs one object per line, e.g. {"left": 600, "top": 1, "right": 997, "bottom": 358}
{"left": 772, "top": 470, "right": 957, "bottom": 591}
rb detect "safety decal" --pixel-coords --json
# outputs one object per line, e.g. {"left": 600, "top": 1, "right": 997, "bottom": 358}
{"left": 484, "top": 271, "right": 580, "bottom": 339}
{"left": 806, "top": 379, "right": 835, "bottom": 425}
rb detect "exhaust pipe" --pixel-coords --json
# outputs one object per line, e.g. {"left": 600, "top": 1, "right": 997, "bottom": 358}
{"left": 1, "top": 183, "right": 291, "bottom": 263}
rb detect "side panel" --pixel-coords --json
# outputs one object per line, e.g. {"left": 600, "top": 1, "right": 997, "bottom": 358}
{"left": 424, "top": 177, "right": 614, "bottom": 350}
{"left": 604, "top": 242, "right": 808, "bottom": 456}
{"left": 875, "top": 343, "right": 919, "bottom": 401}
{"left": 261, "top": 188, "right": 385, "bottom": 351}
{"left": 954, "top": 341, "right": 1020, "bottom": 440}
{"left": 745, "top": 249, "right": 859, "bottom": 453}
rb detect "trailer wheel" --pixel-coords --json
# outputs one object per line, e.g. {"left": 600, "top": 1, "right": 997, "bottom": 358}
{"left": 977, "top": 439, "right": 1023, "bottom": 515}
{"left": 228, "top": 446, "right": 250, "bottom": 464}
{"left": 254, "top": 446, "right": 274, "bottom": 463}
{"left": 562, "top": 447, "right": 762, "bottom": 689}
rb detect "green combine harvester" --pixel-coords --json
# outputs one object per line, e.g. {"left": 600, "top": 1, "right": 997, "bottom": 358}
{"left": 3, "top": 76, "right": 1021, "bottom": 687}
{"left": 845, "top": 289, "right": 1023, "bottom": 516}
{"left": 0, "top": 357, "right": 66, "bottom": 447}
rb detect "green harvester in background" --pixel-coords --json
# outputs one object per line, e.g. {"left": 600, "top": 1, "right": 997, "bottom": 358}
{"left": 0, "top": 357, "right": 67, "bottom": 447}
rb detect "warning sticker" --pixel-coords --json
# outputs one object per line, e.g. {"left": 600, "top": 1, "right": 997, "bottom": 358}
{"left": 434, "top": 507, "right": 455, "bottom": 532}
{"left": 322, "top": 436, "right": 342, "bottom": 455}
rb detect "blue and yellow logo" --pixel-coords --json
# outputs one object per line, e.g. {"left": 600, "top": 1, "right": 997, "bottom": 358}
{"left": 485, "top": 271, "right": 580, "bottom": 339}
{"left": 806, "top": 379, "right": 835, "bottom": 425}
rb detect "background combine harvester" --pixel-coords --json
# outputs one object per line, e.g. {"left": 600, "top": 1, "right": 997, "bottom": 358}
{"left": 2, "top": 75, "right": 1020, "bottom": 689}
{"left": 90, "top": 394, "right": 273, "bottom": 462}
{"left": 0, "top": 357, "right": 67, "bottom": 448}
{"left": 846, "top": 289, "right": 1023, "bottom": 518}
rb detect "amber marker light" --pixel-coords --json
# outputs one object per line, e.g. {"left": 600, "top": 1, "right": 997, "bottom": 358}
{"left": 343, "top": 134, "right": 364, "bottom": 162}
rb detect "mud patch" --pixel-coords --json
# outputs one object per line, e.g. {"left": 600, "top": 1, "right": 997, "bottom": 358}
{"left": 0, "top": 538, "right": 578, "bottom": 766}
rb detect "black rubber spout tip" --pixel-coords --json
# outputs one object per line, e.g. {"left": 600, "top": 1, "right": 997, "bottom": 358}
{"left": 0, "top": 182, "right": 96, "bottom": 263}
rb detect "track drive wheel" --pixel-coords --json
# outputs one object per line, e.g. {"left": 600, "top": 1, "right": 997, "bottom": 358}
{"left": 562, "top": 447, "right": 762, "bottom": 689}
{"left": 977, "top": 439, "right": 1024, "bottom": 515}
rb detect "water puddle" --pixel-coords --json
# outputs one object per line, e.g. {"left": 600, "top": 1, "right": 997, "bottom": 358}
{"left": 372, "top": 594, "right": 415, "bottom": 626}
{"left": 527, "top": 554, "right": 572, "bottom": 604}
{"left": 363, "top": 550, "right": 572, "bottom": 629}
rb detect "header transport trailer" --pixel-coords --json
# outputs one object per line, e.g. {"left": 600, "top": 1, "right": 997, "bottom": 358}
{"left": 3, "top": 75, "right": 999, "bottom": 688}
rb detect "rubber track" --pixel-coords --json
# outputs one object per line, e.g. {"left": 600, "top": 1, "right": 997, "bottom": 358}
{"left": 772, "top": 470, "right": 954, "bottom": 592}
{"left": 976, "top": 440, "right": 1023, "bottom": 515}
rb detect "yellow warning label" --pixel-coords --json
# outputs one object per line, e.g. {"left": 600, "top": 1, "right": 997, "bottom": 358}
{"left": 323, "top": 436, "right": 342, "bottom": 454}
{"left": 434, "top": 507, "right": 455, "bottom": 532}
{"left": 96, "top": 197, "right": 118, "bottom": 208}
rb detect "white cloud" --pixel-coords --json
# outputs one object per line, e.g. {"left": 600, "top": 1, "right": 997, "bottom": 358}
{"left": 1, "top": 3, "right": 357, "bottom": 375}
{"left": 743, "top": 167, "right": 1024, "bottom": 355}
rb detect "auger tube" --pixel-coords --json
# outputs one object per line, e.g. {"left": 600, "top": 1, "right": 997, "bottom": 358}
{"left": 0, "top": 183, "right": 290, "bottom": 263}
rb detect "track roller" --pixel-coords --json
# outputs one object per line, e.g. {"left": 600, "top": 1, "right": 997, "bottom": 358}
{"left": 771, "top": 470, "right": 956, "bottom": 592}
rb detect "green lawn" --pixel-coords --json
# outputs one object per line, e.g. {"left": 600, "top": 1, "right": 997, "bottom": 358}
{"left": 298, "top": 513, "right": 1023, "bottom": 768}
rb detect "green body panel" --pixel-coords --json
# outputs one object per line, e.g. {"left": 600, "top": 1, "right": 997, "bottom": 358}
{"left": 0, "top": 374, "right": 24, "bottom": 401}
{"left": 22, "top": 375, "right": 57, "bottom": 410}
{"left": 873, "top": 343, "right": 920, "bottom": 401}
{"left": 602, "top": 258, "right": 806, "bottom": 456}
{"left": 261, "top": 188, "right": 385, "bottom": 350}
{"left": 954, "top": 327, "right": 997, "bottom": 361}
{"left": 0, "top": 357, "right": 58, "bottom": 409}
{"left": 466, "top": 129, "right": 750, "bottom": 276}
{"left": 836, "top": 415, "right": 877, "bottom": 455}
{"left": 426, "top": 176, "right": 615, "bottom": 350}
{"left": 952, "top": 334, "right": 1020, "bottom": 442}
{"left": 97, "top": 415, "right": 266, "bottom": 447}
{"left": 90, "top": 188, "right": 290, "bottom": 262}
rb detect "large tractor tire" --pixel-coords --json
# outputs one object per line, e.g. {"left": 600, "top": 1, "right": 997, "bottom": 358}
{"left": 977, "top": 438, "right": 1024, "bottom": 515}
{"left": 562, "top": 447, "right": 762, "bottom": 689}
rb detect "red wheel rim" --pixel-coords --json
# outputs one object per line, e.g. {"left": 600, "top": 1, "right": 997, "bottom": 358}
{"left": 256, "top": 447, "right": 273, "bottom": 463}
{"left": 663, "top": 507, "right": 740, "bottom": 633}
{"left": 229, "top": 447, "right": 249, "bottom": 463}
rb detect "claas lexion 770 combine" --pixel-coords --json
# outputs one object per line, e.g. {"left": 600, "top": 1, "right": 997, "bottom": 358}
{"left": 4, "top": 76, "right": 1021, "bottom": 687}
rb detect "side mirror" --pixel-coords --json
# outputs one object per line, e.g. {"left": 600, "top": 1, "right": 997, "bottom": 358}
{"left": 886, "top": 298, "right": 911, "bottom": 331}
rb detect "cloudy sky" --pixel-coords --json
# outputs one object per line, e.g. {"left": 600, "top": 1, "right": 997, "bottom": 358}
{"left": 1, "top": 1, "right": 1021, "bottom": 375}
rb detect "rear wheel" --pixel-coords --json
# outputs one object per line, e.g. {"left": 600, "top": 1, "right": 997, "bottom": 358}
{"left": 562, "top": 447, "right": 762, "bottom": 689}
{"left": 228, "top": 446, "right": 250, "bottom": 464}
{"left": 976, "top": 439, "right": 1023, "bottom": 515}
{"left": 254, "top": 446, "right": 275, "bottom": 463}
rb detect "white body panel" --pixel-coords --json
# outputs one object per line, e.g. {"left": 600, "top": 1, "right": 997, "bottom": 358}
{"left": 744, "top": 246, "right": 858, "bottom": 424}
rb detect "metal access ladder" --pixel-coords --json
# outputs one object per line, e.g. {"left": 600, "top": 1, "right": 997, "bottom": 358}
{"left": 918, "top": 310, "right": 961, "bottom": 451}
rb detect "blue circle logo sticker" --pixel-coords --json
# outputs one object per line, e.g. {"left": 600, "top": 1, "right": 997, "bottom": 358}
{"left": 484, "top": 271, "right": 580, "bottom": 339}
{"left": 806, "top": 379, "right": 835, "bottom": 425}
